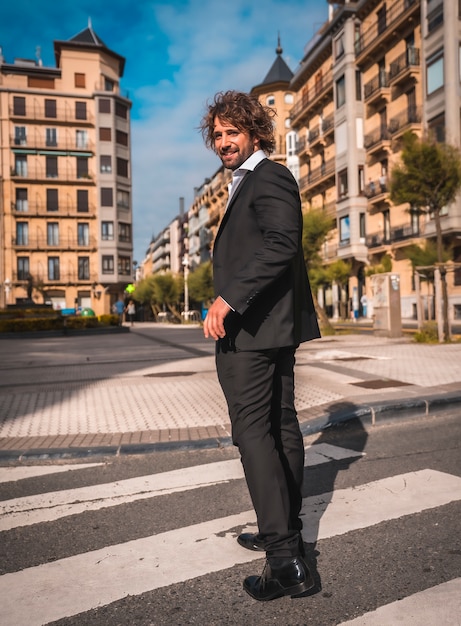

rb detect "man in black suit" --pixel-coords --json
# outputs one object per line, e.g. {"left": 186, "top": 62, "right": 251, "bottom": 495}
{"left": 200, "top": 91, "right": 320, "bottom": 601}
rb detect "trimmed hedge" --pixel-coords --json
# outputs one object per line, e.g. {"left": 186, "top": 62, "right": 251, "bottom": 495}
{"left": 0, "top": 313, "right": 120, "bottom": 333}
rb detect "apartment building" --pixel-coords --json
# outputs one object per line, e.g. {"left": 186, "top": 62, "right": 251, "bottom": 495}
{"left": 0, "top": 24, "right": 133, "bottom": 314}
{"left": 290, "top": 0, "right": 461, "bottom": 320}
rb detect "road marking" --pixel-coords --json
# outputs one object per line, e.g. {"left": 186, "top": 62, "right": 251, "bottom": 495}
{"left": 0, "top": 463, "right": 103, "bottom": 483}
{"left": 338, "top": 577, "right": 461, "bottom": 625}
{"left": 0, "top": 443, "right": 363, "bottom": 531}
{"left": 1, "top": 469, "right": 460, "bottom": 626}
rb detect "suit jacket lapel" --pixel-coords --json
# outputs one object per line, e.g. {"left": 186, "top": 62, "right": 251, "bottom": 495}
{"left": 215, "top": 170, "right": 252, "bottom": 244}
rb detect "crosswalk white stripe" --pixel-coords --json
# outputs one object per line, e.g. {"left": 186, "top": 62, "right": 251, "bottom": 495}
{"left": 0, "top": 463, "right": 103, "bottom": 483}
{"left": 0, "top": 443, "right": 363, "bottom": 531}
{"left": 1, "top": 469, "right": 460, "bottom": 626}
{"left": 338, "top": 577, "right": 461, "bottom": 626}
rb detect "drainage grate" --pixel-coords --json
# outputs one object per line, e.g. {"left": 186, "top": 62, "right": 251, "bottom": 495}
{"left": 351, "top": 379, "right": 411, "bottom": 389}
{"left": 144, "top": 371, "right": 196, "bottom": 378}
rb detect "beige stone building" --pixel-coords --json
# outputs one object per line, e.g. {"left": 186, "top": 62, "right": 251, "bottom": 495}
{"left": 290, "top": 0, "right": 461, "bottom": 322}
{"left": 0, "top": 24, "right": 133, "bottom": 315}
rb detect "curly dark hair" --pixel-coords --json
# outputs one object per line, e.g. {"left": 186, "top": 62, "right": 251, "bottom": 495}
{"left": 200, "top": 90, "right": 276, "bottom": 155}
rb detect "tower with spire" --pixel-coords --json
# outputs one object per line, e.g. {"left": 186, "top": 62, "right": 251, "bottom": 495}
{"left": 250, "top": 35, "right": 295, "bottom": 165}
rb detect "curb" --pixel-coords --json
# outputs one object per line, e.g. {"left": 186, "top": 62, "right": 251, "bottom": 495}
{"left": 2, "top": 391, "right": 460, "bottom": 462}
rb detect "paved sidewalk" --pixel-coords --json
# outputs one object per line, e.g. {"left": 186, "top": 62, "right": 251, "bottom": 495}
{"left": 0, "top": 325, "right": 460, "bottom": 460}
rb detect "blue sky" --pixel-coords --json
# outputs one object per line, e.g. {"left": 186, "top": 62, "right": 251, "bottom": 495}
{"left": 1, "top": 0, "right": 329, "bottom": 263}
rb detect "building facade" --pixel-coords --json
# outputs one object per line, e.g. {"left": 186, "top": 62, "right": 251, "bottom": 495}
{"left": 0, "top": 24, "right": 133, "bottom": 314}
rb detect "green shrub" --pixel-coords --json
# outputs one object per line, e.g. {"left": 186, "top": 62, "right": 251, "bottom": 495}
{"left": 414, "top": 322, "right": 439, "bottom": 343}
{"left": 99, "top": 314, "right": 119, "bottom": 326}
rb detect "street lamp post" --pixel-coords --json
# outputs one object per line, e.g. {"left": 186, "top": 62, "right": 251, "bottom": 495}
{"left": 182, "top": 254, "right": 189, "bottom": 321}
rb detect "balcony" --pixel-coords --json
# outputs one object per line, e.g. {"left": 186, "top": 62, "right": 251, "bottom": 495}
{"left": 364, "top": 126, "right": 392, "bottom": 157}
{"left": 355, "top": 0, "right": 420, "bottom": 67}
{"left": 364, "top": 71, "right": 391, "bottom": 107}
{"left": 12, "top": 235, "right": 97, "bottom": 250}
{"left": 10, "top": 103, "right": 94, "bottom": 126}
{"left": 10, "top": 166, "right": 95, "bottom": 184}
{"left": 367, "top": 222, "right": 423, "bottom": 248}
{"left": 10, "top": 134, "right": 95, "bottom": 153}
{"left": 290, "top": 69, "right": 334, "bottom": 125}
{"left": 11, "top": 202, "right": 97, "bottom": 217}
{"left": 388, "top": 106, "right": 422, "bottom": 140}
{"left": 299, "top": 157, "right": 336, "bottom": 195}
{"left": 389, "top": 48, "right": 420, "bottom": 88}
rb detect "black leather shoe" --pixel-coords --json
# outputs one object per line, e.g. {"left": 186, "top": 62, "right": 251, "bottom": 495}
{"left": 243, "top": 556, "right": 314, "bottom": 601}
{"left": 237, "top": 533, "right": 266, "bottom": 552}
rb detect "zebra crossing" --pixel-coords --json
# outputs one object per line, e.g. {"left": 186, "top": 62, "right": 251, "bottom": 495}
{"left": 1, "top": 443, "right": 460, "bottom": 626}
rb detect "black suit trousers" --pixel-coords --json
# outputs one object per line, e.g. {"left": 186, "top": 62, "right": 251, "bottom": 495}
{"left": 216, "top": 343, "right": 304, "bottom": 558}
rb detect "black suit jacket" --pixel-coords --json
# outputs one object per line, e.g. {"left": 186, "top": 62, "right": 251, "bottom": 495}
{"left": 212, "top": 158, "right": 320, "bottom": 350}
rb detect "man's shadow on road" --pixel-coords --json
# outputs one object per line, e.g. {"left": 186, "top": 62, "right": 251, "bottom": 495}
{"left": 298, "top": 406, "right": 368, "bottom": 597}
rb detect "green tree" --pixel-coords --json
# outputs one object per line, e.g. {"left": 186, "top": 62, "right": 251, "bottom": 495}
{"left": 389, "top": 131, "right": 461, "bottom": 340}
{"left": 365, "top": 253, "right": 393, "bottom": 276}
{"left": 302, "top": 208, "right": 335, "bottom": 331}
{"left": 187, "top": 261, "right": 214, "bottom": 307}
{"left": 134, "top": 273, "right": 183, "bottom": 321}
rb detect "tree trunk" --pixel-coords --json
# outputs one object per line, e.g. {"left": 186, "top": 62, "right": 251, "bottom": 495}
{"left": 313, "top": 292, "right": 333, "bottom": 333}
{"left": 434, "top": 208, "right": 450, "bottom": 341}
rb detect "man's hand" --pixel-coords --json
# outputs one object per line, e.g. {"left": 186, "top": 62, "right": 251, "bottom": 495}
{"left": 203, "top": 297, "right": 232, "bottom": 340}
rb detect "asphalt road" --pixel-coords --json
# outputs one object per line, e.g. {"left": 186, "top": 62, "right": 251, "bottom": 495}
{"left": 1, "top": 409, "right": 460, "bottom": 625}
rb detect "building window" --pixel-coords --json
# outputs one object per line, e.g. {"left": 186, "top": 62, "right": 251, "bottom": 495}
{"left": 74, "top": 73, "right": 86, "bottom": 88}
{"left": 46, "top": 156, "right": 58, "bottom": 178}
{"left": 76, "top": 130, "right": 88, "bottom": 148}
{"left": 102, "top": 221, "right": 114, "bottom": 240}
{"left": 338, "top": 168, "right": 348, "bottom": 198}
{"left": 15, "top": 188, "right": 28, "bottom": 212}
{"left": 383, "top": 210, "right": 391, "bottom": 241}
{"left": 284, "top": 93, "right": 294, "bottom": 104}
{"left": 47, "top": 222, "right": 59, "bottom": 246}
{"left": 15, "top": 154, "right": 27, "bottom": 176}
{"left": 78, "top": 223, "right": 89, "bottom": 246}
{"left": 427, "top": 3, "right": 444, "bottom": 33}
{"left": 101, "top": 188, "right": 113, "bottom": 206}
{"left": 116, "top": 130, "right": 128, "bottom": 146}
{"left": 77, "top": 189, "right": 89, "bottom": 213}
{"left": 16, "top": 222, "right": 29, "bottom": 245}
{"left": 102, "top": 255, "right": 114, "bottom": 274}
{"left": 14, "top": 126, "right": 26, "bottom": 145}
{"left": 78, "top": 257, "right": 90, "bottom": 280}
{"left": 377, "top": 4, "right": 387, "bottom": 35}
{"left": 358, "top": 166, "right": 365, "bottom": 195}
{"left": 427, "top": 50, "right": 444, "bottom": 95}
{"left": 355, "top": 70, "right": 362, "bottom": 100}
{"left": 99, "top": 99, "right": 111, "bottom": 113}
{"left": 339, "top": 215, "right": 350, "bottom": 244}
{"left": 13, "top": 96, "right": 26, "bottom": 115}
{"left": 76, "top": 157, "right": 89, "bottom": 179}
{"left": 48, "top": 257, "right": 60, "bottom": 280}
{"left": 17, "top": 257, "right": 30, "bottom": 280}
{"left": 359, "top": 213, "right": 366, "bottom": 238}
{"left": 119, "top": 222, "right": 132, "bottom": 243}
{"left": 118, "top": 255, "right": 131, "bottom": 275}
{"left": 115, "top": 102, "right": 128, "bottom": 118}
{"left": 45, "top": 99, "right": 57, "bottom": 118}
{"left": 46, "top": 128, "right": 57, "bottom": 147}
{"left": 75, "top": 101, "right": 87, "bottom": 120}
{"left": 336, "top": 75, "right": 346, "bottom": 108}
{"left": 116, "top": 157, "right": 128, "bottom": 177}
{"left": 99, "top": 127, "right": 112, "bottom": 141}
{"left": 100, "top": 155, "right": 112, "bottom": 173}
{"left": 334, "top": 34, "right": 345, "bottom": 59}
{"left": 428, "top": 112, "right": 445, "bottom": 142}
{"left": 47, "top": 189, "right": 59, "bottom": 212}
{"left": 117, "top": 189, "right": 130, "bottom": 209}
{"left": 266, "top": 95, "right": 275, "bottom": 106}
{"left": 104, "top": 77, "right": 115, "bottom": 91}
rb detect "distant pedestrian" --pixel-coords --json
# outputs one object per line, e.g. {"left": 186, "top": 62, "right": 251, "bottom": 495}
{"left": 361, "top": 294, "right": 368, "bottom": 318}
{"left": 112, "top": 298, "right": 125, "bottom": 326}
{"left": 126, "top": 300, "right": 136, "bottom": 326}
